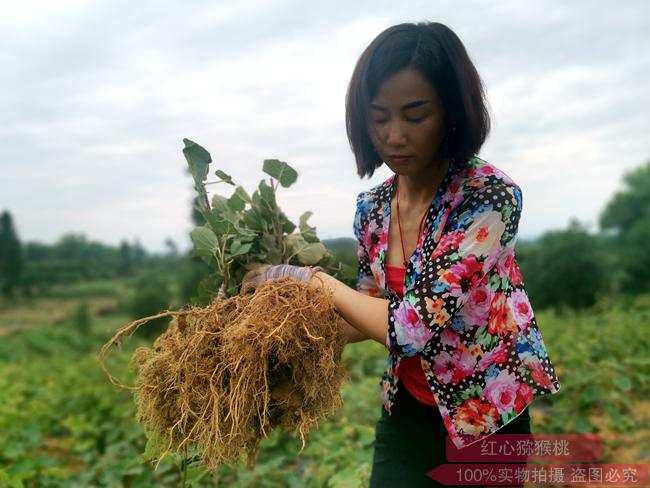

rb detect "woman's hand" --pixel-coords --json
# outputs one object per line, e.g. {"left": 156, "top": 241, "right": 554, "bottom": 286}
{"left": 241, "top": 263, "right": 272, "bottom": 294}
{"left": 240, "top": 263, "right": 325, "bottom": 294}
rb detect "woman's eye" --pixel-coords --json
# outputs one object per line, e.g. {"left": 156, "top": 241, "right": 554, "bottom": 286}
{"left": 371, "top": 115, "right": 426, "bottom": 124}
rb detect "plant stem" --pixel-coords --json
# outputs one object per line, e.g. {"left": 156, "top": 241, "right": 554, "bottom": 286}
{"left": 219, "top": 237, "right": 230, "bottom": 294}
{"left": 267, "top": 179, "right": 284, "bottom": 263}
{"left": 180, "top": 449, "right": 188, "bottom": 488}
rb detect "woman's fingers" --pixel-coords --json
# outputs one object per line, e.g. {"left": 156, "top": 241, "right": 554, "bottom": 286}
{"left": 242, "top": 270, "right": 258, "bottom": 284}
{"left": 243, "top": 265, "right": 269, "bottom": 281}
{"left": 241, "top": 274, "right": 258, "bottom": 293}
{"left": 241, "top": 264, "right": 271, "bottom": 294}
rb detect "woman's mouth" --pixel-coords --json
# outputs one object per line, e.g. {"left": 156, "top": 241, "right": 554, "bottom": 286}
{"left": 391, "top": 156, "right": 412, "bottom": 164}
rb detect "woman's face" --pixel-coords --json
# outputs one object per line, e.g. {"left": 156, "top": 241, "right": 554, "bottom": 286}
{"left": 366, "top": 68, "right": 447, "bottom": 175}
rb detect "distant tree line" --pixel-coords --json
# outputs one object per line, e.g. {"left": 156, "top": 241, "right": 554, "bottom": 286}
{"left": 0, "top": 211, "right": 23, "bottom": 297}
{"left": 1, "top": 160, "right": 648, "bottom": 310}
{"left": 515, "top": 159, "right": 650, "bottom": 310}
{"left": 0, "top": 217, "right": 161, "bottom": 298}
{"left": 327, "top": 159, "right": 650, "bottom": 312}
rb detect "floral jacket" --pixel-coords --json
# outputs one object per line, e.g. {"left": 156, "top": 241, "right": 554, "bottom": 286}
{"left": 353, "top": 156, "right": 561, "bottom": 450}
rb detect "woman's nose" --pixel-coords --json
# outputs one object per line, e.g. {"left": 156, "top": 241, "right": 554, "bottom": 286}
{"left": 384, "top": 120, "right": 407, "bottom": 146}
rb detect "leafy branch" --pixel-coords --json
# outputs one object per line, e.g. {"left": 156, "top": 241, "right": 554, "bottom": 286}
{"left": 182, "top": 138, "right": 350, "bottom": 306}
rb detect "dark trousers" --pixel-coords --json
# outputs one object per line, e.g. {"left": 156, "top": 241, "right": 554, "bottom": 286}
{"left": 369, "top": 384, "right": 532, "bottom": 488}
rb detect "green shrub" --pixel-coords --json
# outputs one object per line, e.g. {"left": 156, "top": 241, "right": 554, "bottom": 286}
{"left": 125, "top": 273, "right": 174, "bottom": 339}
{"left": 73, "top": 300, "right": 91, "bottom": 335}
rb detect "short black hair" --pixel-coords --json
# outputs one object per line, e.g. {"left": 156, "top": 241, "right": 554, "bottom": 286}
{"left": 345, "top": 21, "right": 491, "bottom": 179}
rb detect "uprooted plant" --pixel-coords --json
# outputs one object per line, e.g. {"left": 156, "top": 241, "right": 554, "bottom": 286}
{"left": 99, "top": 139, "right": 355, "bottom": 471}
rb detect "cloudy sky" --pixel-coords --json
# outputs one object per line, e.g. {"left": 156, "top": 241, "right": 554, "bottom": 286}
{"left": 2, "top": 0, "right": 648, "bottom": 253}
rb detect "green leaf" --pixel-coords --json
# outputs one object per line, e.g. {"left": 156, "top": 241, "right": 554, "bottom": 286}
{"left": 225, "top": 241, "right": 252, "bottom": 260}
{"left": 261, "top": 232, "right": 283, "bottom": 263}
{"left": 281, "top": 218, "right": 297, "bottom": 235}
{"left": 299, "top": 211, "right": 318, "bottom": 243}
{"left": 142, "top": 433, "right": 163, "bottom": 461}
{"left": 277, "top": 209, "right": 297, "bottom": 234}
{"left": 233, "top": 221, "right": 259, "bottom": 237}
{"left": 259, "top": 204, "right": 275, "bottom": 224}
{"left": 242, "top": 208, "right": 265, "bottom": 232}
{"left": 572, "top": 415, "right": 594, "bottom": 434}
{"left": 227, "top": 185, "right": 251, "bottom": 211}
{"left": 258, "top": 179, "right": 275, "bottom": 205}
{"left": 262, "top": 159, "right": 298, "bottom": 187}
{"left": 228, "top": 195, "right": 246, "bottom": 212}
{"left": 284, "top": 234, "right": 328, "bottom": 265}
{"left": 299, "top": 211, "right": 313, "bottom": 229}
{"left": 613, "top": 375, "right": 632, "bottom": 392}
{"left": 580, "top": 384, "right": 600, "bottom": 405}
{"left": 211, "top": 194, "right": 240, "bottom": 230}
{"left": 193, "top": 273, "right": 222, "bottom": 306}
{"left": 190, "top": 226, "right": 219, "bottom": 257}
{"left": 284, "top": 233, "right": 307, "bottom": 255}
{"left": 206, "top": 216, "right": 233, "bottom": 236}
{"left": 185, "top": 462, "right": 210, "bottom": 484}
{"left": 211, "top": 194, "right": 230, "bottom": 214}
{"left": 603, "top": 401, "right": 624, "bottom": 425}
{"left": 329, "top": 467, "right": 363, "bottom": 488}
{"left": 182, "top": 138, "right": 211, "bottom": 186}
{"left": 236, "top": 185, "right": 252, "bottom": 203}
{"left": 214, "top": 169, "right": 235, "bottom": 186}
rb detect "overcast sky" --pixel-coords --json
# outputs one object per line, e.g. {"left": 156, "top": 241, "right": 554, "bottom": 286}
{"left": 2, "top": 0, "right": 649, "bottom": 253}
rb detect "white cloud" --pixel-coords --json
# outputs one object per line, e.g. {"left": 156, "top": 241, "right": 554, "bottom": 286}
{"left": 1, "top": 0, "right": 649, "bottom": 252}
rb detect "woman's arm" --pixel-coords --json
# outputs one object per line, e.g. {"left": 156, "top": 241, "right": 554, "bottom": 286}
{"left": 312, "top": 183, "right": 523, "bottom": 354}
{"left": 335, "top": 191, "right": 390, "bottom": 345}
{"left": 339, "top": 315, "right": 370, "bottom": 343}
{"left": 312, "top": 273, "right": 389, "bottom": 346}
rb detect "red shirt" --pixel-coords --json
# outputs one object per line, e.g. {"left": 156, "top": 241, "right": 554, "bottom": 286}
{"left": 385, "top": 263, "right": 437, "bottom": 406}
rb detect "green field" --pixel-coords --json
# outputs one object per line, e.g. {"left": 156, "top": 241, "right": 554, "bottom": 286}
{"left": 0, "top": 279, "right": 648, "bottom": 487}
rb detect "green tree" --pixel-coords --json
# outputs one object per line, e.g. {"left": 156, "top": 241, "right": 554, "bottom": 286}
{"left": 177, "top": 194, "right": 210, "bottom": 307}
{"left": 23, "top": 242, "right": 50, "bottom": 260}
{"left": 131, "top": 238, "right": 147, "bottom": 266}
{"left": 55, "top": 233, "right": 86, "bottom": 260}
{"left": 164, "top": 237, "right": 179, "bottom": 256}
{"left": 599, "top": 160, "right": 650, "bottom": 292}
{"left": 126, "top": 272, "right": 173, "bottom": 338}
{"left": 73, "top": 299, "right": 92, "bottom": 336}
{"left": 618, "top": 217, "right": 650, "bottom": 291}
{"left": 0, "top": 210, "right": 24, "bottom": 297}
{"left": 600, "top": 161, "right": 650, "bottom": 234}
{"left": 118, "top": 240, "right": 133, "bottom": 276}
{"left": 516, "top": 219, "right": 606, "bottom": 310}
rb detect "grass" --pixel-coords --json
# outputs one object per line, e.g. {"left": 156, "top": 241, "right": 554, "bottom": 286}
{"left": 0, "top": 279, "right": 649, "bottom": 486}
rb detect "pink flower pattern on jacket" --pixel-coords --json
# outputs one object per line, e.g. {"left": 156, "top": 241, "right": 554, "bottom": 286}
{"left": 353, "top": 156, "right": 561, "bottom": 450}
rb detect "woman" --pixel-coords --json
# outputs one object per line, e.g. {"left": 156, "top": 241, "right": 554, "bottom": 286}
{"left": 243, "top": 21, "right": 561, "bottom": 487}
